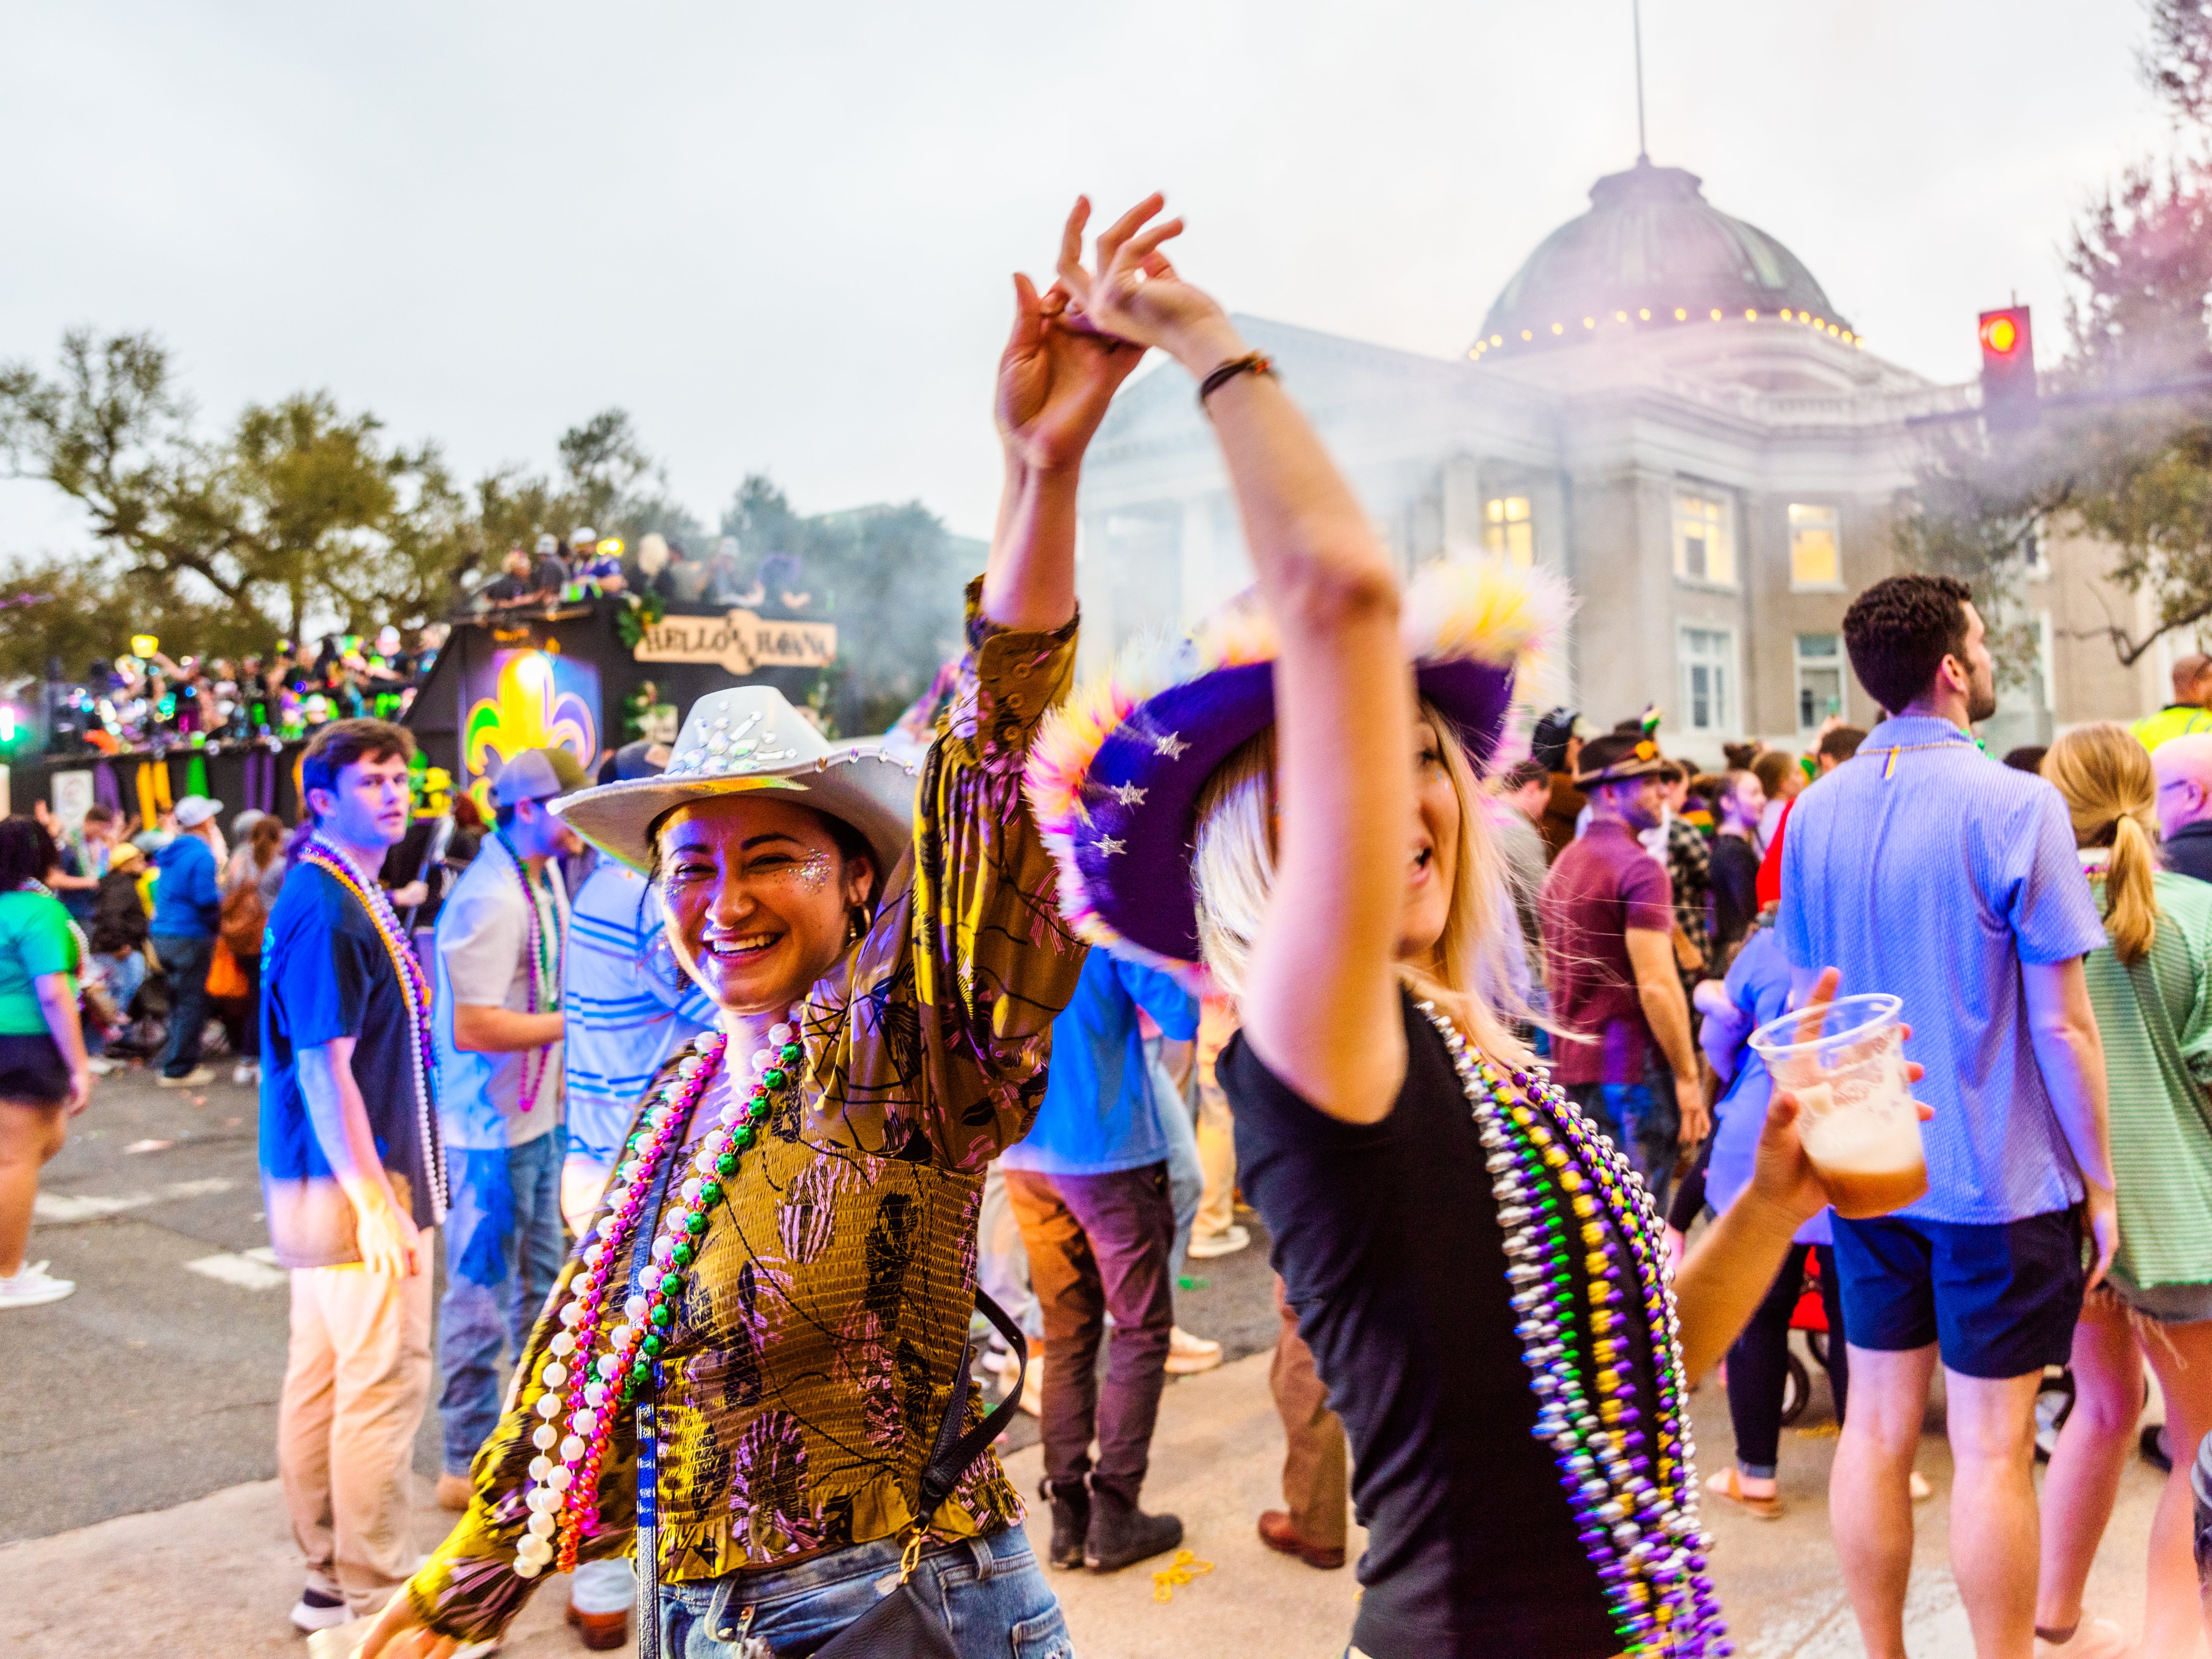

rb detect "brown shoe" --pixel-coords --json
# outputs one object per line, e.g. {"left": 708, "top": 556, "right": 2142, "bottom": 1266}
{"left": 1258, "top": 1509, "right": 1345, "bottom": 1569}
{"left": 435, "top": 1472, "right": 472, "bottom": 1512}
{"left": 566, "top": 1601, "right": 630, "bottom": 1651}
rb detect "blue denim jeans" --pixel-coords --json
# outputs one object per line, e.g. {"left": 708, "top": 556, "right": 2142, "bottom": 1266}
{"left": 152, "top": 933, "right": 211, "bottom": 1077}
{"left": 90, "top": 950, "right": 147, "bottom": 1056}
{"left": 437, "top": 1130, "right": 566, "bottom": 1474}
{"left": 1565, "top": 1052, "right": 1682, "bottom": 1215}
{"left": 657, "top": 1526, "right": 1070, "bottom": 1658}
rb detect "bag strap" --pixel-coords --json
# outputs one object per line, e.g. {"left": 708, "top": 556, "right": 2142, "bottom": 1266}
{"left": 2122, "top": 942, "right": 2212, "bottom": 1146}
{"left": 912, "top": 1290, "right": 1027, "bottom": 1525}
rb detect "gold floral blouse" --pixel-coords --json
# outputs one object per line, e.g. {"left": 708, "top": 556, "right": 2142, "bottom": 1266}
{"left": 411, "top": 585, "right": 1085, "bottom": 1641}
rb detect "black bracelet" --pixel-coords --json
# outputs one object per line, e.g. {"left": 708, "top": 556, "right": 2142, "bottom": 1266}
{"left": 1198, "top": 351, "right": 1274, "bottom": 410}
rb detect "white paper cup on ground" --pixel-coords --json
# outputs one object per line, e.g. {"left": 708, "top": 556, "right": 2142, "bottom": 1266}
{"left": 1747, "top": 992, "right": 1926, "bottom": 1220}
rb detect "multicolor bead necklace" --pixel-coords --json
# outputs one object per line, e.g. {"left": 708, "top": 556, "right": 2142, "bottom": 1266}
{"left": 299, "top": 835, "right": 447, "bottom": 1215}
{"left": 509, "top": 1009, "right": 807, "bottom": 1580}
{"left": 491, "top": 831, "right": 559, "bottom": 1114}
{"left": 1422, "top": 1003, "right": 1728, "bottom": 1657}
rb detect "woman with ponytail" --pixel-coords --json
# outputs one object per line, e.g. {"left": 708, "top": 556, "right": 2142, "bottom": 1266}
{"left": 2035, "top": 722, "right": 2212, "bottom": 1656}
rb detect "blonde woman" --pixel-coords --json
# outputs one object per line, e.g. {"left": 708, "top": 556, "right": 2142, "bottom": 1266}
{"left": 2034, "top": 724, "right": 2212, "bottom": 1657}
{"left": 1027, "top": 202, "right": 1914, "bottom": 1659}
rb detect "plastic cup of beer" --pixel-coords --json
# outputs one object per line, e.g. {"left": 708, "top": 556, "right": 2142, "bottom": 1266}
{"left": 1746, "top": 992, "right": 1926, "bottom": 1219}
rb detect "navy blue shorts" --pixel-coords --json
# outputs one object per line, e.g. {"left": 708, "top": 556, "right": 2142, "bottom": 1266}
{"left": 1829, "top": 1207, "right": 2084, "bottom": 1380}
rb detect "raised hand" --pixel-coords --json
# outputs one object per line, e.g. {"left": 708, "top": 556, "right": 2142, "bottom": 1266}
{"left": 1052, "top": 194, "right": 1238, "bottom": 371}
{"left": 995, "top": 215, "right": 1146, "bottom": 475}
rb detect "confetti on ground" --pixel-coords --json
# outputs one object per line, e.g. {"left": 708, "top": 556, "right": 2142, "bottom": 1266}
{"left": 1151, "top": 1549, "right": 1215, "bottom": 1603}
{"left": 123, "top": 1139, "right": 173, "bottom": 1154}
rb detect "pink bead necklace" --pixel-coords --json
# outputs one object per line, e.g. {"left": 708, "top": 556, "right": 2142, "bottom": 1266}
{"left": 505, "top": 1008, "right": 806, "bottom": 1580}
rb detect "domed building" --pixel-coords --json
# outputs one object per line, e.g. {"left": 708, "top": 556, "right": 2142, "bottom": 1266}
{"left": 1074, "top": 159, "right": 2151, "bottom": 759}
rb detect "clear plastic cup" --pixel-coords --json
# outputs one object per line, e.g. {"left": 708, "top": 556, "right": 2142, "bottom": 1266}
{"left": 1746, "top": 992, "right": 1926, "bottom": 1220}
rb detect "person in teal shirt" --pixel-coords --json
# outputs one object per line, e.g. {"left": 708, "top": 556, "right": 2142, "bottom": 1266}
{"left": 0, "top": 814, "right": 92, "bottom": 1310}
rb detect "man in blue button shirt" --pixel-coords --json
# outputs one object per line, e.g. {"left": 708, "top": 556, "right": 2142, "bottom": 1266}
{"left": 1002, "top": 947, "right": 1198, "bottom": 1578}
{"left": 1779, "top": 573, "right": 2113, "bottom": 1659}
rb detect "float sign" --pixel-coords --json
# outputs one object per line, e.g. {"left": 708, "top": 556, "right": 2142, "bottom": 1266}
{"left": 635, "top": 610, "right": 838, "bottom": 676}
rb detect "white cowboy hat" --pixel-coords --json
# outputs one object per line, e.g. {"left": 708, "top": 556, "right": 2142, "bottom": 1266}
{"left": 553, "top": 685, "right": 917, "bottom": 891}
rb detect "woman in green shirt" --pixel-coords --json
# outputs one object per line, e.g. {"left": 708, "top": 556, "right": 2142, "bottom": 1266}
{"left": 2035, "top": 723, "right": 2212, "bottom": 1656}
{"left": 0, "top": 814, "right": 93, "bottom": 1310}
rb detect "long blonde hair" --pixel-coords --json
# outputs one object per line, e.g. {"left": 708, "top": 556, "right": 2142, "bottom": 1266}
{"left": 1190, "top": 702, "right": 1528, "bottom": 1060}
{"left": 2043, "top": 722, "right": 2160, "bottom": 964}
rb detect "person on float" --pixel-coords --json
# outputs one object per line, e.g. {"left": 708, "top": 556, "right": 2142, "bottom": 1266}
{"left": 360, "top": 196, "right": 1150, "bottom": 1659}
{"left": 1024, "top": 199, "right": 1925, "bottom": 1659}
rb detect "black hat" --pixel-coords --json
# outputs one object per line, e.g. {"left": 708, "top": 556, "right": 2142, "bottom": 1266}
{"left": 1574, "top": 731, "right": 1671, "bottom": 788}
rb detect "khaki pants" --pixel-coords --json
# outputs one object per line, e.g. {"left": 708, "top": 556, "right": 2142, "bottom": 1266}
{"left": 1194, "top": 1076, "right": 1239, "bottom": 1242}
{"left": 278, "top": 1234, "right": 436, "bottom": 1613}
{"left": 1274, "top": 1274, "right": 1348, "bottom": 1550}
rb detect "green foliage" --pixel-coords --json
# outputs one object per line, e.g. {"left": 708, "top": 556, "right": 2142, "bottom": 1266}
{"left": 0, "top": 342, "right": 957, "bottom": 730}
{"left": 721, "top": 475, "right": 977, "bottom": 734}
{"left": 1898, "top": 8, "right": 2212, "bottom": 672}
{"left": 0, "top": 552, "right": 248, "bottom": 683}
{"left": 0, "top": 331, "right": 466, "bottom": 645}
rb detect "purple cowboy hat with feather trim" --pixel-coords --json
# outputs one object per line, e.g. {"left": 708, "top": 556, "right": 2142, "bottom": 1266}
{"left": 1025, "top": 558, "right": 1570, "bottom": 975}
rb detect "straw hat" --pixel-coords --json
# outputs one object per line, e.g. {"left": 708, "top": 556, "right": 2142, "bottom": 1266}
{"left": 553, "top": 685, "right": 917, "bottom": 890}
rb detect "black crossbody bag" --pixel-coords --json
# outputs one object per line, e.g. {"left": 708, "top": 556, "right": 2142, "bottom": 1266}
{"left": 810, "top": 1289, "right": 1029, "bottom": 1658}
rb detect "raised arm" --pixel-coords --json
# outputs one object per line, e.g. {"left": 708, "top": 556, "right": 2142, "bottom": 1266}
{"left": 1055, "top": 196, "right": 1407, "bottom": 1123}
{"left": 979, "top": 199, "right": 1147, "bottom": 633}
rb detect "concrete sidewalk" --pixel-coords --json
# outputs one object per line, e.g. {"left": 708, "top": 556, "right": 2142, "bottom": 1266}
{"left": 0, "top": 1348, "right": 2173, "bottom": 1658}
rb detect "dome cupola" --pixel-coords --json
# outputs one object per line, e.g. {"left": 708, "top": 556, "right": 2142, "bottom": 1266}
{"left": 1474, "top": 158, "right": 1857, "bottom": 358}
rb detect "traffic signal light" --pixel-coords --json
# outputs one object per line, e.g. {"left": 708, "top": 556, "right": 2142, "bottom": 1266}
{"left": 1978, "top": 306, "right": 2037, "bottom": 433}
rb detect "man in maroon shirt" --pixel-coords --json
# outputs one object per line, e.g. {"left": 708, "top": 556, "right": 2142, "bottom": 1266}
{"left": 1537, "top": 730, "right": 1708, "bottom": 1208}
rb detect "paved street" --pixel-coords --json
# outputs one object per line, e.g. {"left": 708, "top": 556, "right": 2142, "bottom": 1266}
{"left": 1, "top": 1060, "right": 1284, "bottom": 1538}
{"left": 2, "top": 1063, "right": 2175, "bottom": 1656}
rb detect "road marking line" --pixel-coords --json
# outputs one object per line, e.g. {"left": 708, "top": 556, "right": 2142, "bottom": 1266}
{"left": 34, "top": 1177, "right": 239, "bottom": 1224}
{"left": 183, "top": 1252, "right": 288, "bottom": 1291}
{"left": 34, "top": 1192, "right": 154, "bottom": 1221}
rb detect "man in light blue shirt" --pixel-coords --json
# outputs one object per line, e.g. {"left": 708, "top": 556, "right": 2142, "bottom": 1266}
{"left": 1779, "top": 573, "right": 2112, "bottom": 1659}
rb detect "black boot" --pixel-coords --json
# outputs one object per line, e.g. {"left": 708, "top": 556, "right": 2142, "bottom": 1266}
{"left": 1083, "top": 1478, "right": 1182, "bottom": 1573}
{"left": 1037, "top": 1475, "right": 1090, "bottom": 1570}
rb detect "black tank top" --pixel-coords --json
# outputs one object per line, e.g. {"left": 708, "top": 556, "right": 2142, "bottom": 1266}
{"left": 1224, "top": 991, "right": 1667, "bottom": 1659}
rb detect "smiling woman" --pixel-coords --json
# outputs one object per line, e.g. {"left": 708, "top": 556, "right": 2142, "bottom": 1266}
{"left": 364, "top": 198, "right": 1157, "bottom": 1659}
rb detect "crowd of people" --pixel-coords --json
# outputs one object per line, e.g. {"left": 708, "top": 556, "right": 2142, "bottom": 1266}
{"left": 49, "top": 628, "right": 446, "bottom": 757}
{"left": 4, "top": 195, "right": 2212, "bottom": 1659}
{"left": 468, "top": 526, "right": 818, "bottom": 617}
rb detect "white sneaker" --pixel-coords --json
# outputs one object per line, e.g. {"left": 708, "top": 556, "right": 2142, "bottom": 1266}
{"left": 85, "top": 1056, "right": 120, "bottom": 1076}
{"left": 1187, "top": 1224, "right": 1252, "bottom": 1260}
{"left": 288, "top": 1585, "right": 351, "bottom": 1632}
{"left": 0, "top": 1261, "right": 75, "bottom": 1308}
{"left": 232, "top": 1061, "right": 259, "bottom": 1086}
{"left": 1166, "top": 1325, "right": 1223, "bottom": 1375}
{"left": 158, "top": 1066, "right": 216, "bottom": 1088}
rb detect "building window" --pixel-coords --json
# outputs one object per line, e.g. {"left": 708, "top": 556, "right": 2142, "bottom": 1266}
{"left": 1789, "top": 503, "right": 1841, "bottom": 588}
{"left": 1795, "top": 633, "right": 1845, "bottom": 731}
{"left": 1679, "top": 625, "right": 1737, "bottom": 735}
{"left": 1483, "top": 495, "right": 1533, "bottom": 567}
{"left": 2035, "top": 610, "right": 2056, "bottom": 711}
{"left": 1673, "top": 490, "right": 1735, "bottom": 586}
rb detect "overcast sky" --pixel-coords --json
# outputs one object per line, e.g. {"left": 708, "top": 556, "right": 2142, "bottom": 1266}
{"left": 0, "top": 0, "right": 2180, "bottom": 560}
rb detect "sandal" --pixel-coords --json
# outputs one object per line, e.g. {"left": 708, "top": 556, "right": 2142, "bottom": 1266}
{"left": 1704, "top": 1465, "right": 1784, "bottom": 1520}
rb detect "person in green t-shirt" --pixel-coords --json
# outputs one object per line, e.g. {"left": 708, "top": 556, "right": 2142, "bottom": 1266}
{"left": 2038, "top": 725, "right": 2212, "bottom": 1657}
{"left": 0, "top": 814, "right": 93, "bottom": 1310}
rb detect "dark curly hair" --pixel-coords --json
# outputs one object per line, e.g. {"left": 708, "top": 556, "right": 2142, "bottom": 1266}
{"left": 0, "top": 815, "right": 59, "bottom": 891}
{"left": 1842, "top": 574, "right": 1973, "bottom": 716}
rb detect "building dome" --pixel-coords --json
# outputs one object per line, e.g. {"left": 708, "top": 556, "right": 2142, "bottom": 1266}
{"left": 1474, "top": 158, "right": 1856, "bottom": 358}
